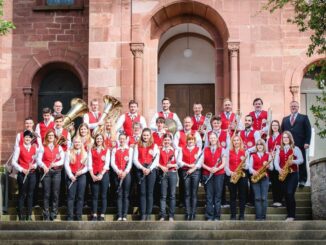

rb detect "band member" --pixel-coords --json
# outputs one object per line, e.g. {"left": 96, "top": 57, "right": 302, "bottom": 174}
{"left": 11, "top": 130, "right": 38, "bottom": 221}
{"left": 274, "top": 131, "right": 303, "bottom": 221}
{"left": 14, "top": 117, "right": 38, "bottom": 148}
{"left": 220, "top": 98, "right": 243, "bottom": 134}
{"left": 88, "top": 134, "right": 110, "bottom": 221}
{"left": 115, "top": 100, "right": 147, "bottom": 137}
{"left": 51, "top": 101, "right": 64, "bottom": 121}
{"left": 173, "top": 116, "right": 202, "bottom": 149}
{"left": 83, "top": 99, "right": 102, "bottom": 131}
{"left": 202, "top": 132, "right": 226, "bottom": 221}
{"left": 150, "top": 97, "right": 182, "bottom": 132}
{"left": 35, "top": 107, "right": 55, "bottom": 145}
{"left": 249, "top": 139, "right": 273, "bottom": 221}
{"left": 249, "top": 98, "right": 268, "bottom": 136}
{"left": 178, "top": 134, "right": 203, "bottom": 221}
{"left": 77, "top": 123, "right": 94, "bottom": 151}
{"left": 158, "top": 133, "right": 179, "bottom": 221}
{"left": 239, "top": 115, "right": 261, "bottom": 151}
{"left": 225, "top": 135, "right": 248, "bottom": 220}
{"left": 267, "top": 120, "right": 283, "bottom": 207}
{"left": 37, "top": 129, "right": 64, "bottom": 221}
{"left": 204, "top": 116, "right": 230, "bottom": 149}
{"left": 53, "top": 114, "right": 71, "bottom": 152}
{"left": 103, "top": 119, "right": 117, "bottom": 149}
{"left": 111, "top": 133, "right": 133, "bottom": 221}
{"left": 152, "top": 117, "right": 166, "bottom": 148}
{"left": 65, "top": 136, "right": 88, "bottom": 221}
{"left": 191, "top": 103, "right": 206, "bottom": 136}
{"left": 133, "top": 128, "right": 159, "bottom": 221}
{"left": 128, "top": 122, "right": 142, "bottom": 147}
{"left": 281, "top": 101, "right": 311, "bottom": 187}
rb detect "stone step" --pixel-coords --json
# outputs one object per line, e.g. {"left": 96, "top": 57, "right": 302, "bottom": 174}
{"left": 5, "top": 207, "right": 312, "bottom": 215}
{"left": 1, "top": 221, "right": 325, "bottom": 230}
{"left": 0, "top": 230, "right": 325, "bottom": 240}
{"left": 0, "top": 213, "right": 313, "bottom": 221}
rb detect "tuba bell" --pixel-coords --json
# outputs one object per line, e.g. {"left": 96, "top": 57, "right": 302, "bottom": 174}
{"left": 164, "top": 118, "right": 178, "bottom": 135}
{"left": 63, "top": 98, "right": 89, "bottom": 137}
{"left": 92, "top": 95, "right": 122, "bottom": 137}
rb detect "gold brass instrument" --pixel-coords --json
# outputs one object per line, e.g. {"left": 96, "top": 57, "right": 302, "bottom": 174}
{"left": 92, "top": 95, "right": 122, "bottom": 137}
{"left": 164, "top": 118, "right": 178, "bottom": 135}
{"left": 232, "top": 110, "right": 242, "bottom": 136}
{"left": 279, "top": 153, "right": 294, "bottom": 182}
{"left": 230, "top": 155, "right": 248, "bottom": 184}
{"left": 251, "top": 158, "right": 273, "bottom": 184}
{"left": 63, "top": 98, "right": 89, "bottom": 138}
{"left": 55, "top": 134, "right": 67, "bottom": 146}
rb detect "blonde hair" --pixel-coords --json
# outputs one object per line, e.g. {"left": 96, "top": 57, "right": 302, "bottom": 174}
{"left": 77, "top": 123, "right": 93, "bottom": 150}
{"left": 230, "top": 135, "right": 244, "bottom": 151}
{"left": 70, "top": 136, "right": 87, "bottom": 164}
{"left": 255, "top": 138, "right": 267, "bottom": 153}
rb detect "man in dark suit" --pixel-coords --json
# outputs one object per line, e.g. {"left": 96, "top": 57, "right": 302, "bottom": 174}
{"left": 281, "top": 101, "right": 311, "bottom": 187}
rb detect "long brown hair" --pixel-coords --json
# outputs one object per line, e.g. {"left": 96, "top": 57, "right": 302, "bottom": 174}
{"left": 138, "top": 128, "right": 154, "bottom": 147}
{"left": 268, "top": 120, "right": 281, "bottom": 137}
{"left": 280, "top": 131, "right": 295, "bottom": 150}
{"left": 43, "top": 129, "right": 56, "bottom": 146}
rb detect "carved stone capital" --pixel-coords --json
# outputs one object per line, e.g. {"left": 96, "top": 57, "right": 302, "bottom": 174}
{"left": 130, "top": 43, "right": 144, "bottom": 58}
{"left": 227, "top": 41, "right": 240, "bottom": 54}
{"left": 23, "top": 87, "right": 33, "bottom": 96}
{"left": 290, "top": 85, "right": 300, "bottom": 95}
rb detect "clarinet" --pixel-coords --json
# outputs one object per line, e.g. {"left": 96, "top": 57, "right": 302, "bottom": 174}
{"left": 116, "top": 162, "right": 129, "bottom": 193}
{"left": 184, "top": 151, "right": 203, "bottom": 180}
{"left": 138, "top": 153, "right": 158, "bottom": 184}
{"left": 159, "top": 154, "right": 174, "bottom": 184}
{"left": 204, "top": 155, "right": 222, "bottom": 185}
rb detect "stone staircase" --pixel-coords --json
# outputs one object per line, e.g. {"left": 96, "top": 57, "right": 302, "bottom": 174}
{"left": 1, "top": 185, "right": 324, "bottom": 243}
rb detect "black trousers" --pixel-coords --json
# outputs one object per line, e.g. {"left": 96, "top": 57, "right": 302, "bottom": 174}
{"left": 182, "top": 169, "right": 201, "bottom": 216}
{"left": 227, "top": 175, "right": 247, "bottom": 219}
{"left": 17, "top": 172, "right": 36, "bottom": 216}
{"left": 282, "top": 172, "right": 299, "bottom": 218}
{"left": 137, "top": 169, "right": 156, "bottom": 216}
{"left": 269, "top": 169, "right": 283, "bottom": 203}
{"left": 115, "top": 173, "right": 131, "bottom": 218}
{"left": 42, "top": 168, "right": 61, "bottom": 219}
{"left": 90, "top": 172, "right": 110, "bottom": 215}
{"left": 67, "top": 174, "right": 86, "bottom": 220}
{"left": 298, "top": 147, "right": 307, "bottom": 183}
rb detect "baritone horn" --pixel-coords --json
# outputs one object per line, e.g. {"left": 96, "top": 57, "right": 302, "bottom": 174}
{"left": 164, "top": 118, "right": 178, "bottom": 136}
{"left": 63, "top": 98, "right": 89, "bottom": 137}
{"left": 92, "top": 95, "right": 122, "bottom": 137}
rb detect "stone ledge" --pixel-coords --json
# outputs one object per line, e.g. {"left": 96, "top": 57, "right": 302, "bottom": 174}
{"left": 309, "top": 157, "right": 326, "bottom": 167}
{"left": 33, "top": 5, "right": 84, "bottom": 12}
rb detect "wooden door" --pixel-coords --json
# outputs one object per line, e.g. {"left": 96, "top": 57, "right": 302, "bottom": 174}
{"left": 164, "top": 84, "right": 215, "bottom": 121}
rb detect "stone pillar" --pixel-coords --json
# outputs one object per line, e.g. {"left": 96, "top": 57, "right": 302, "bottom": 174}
{"left": 130, "top": 43, "right": 144, "bottom": 112}
{"left": 23, "top": 87, "right": 33, "bottom": 118}
{"left": 290, "top": 85, "right": 300, "bottom": 101}
{"left": 228, "top": 42, "right": 240, "bottom": 111}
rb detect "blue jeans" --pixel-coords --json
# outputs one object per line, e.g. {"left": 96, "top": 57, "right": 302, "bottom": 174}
{"left": 90, "top": 172, "right": 110, "bottom": 215}
{"left": 17, "top": 172, "right": 36, "bottom": 216}
{"left": 42, "top": 168, "right": 61, "bottom": 219}
{"left": 183, "top": 169, "right": 201, "bottom": 216}
{"left": 67, "top": 174, "right": 86, "bottom": 220}
{"left": 283, "top": 172, "right": 299, "bottom": 218}
{"left": 203, "top": 174, "right": 224, "bottom": 220}
{"left": 160, "top": 171, "right": 177, "bottom": 218}
{"left": 137, "top": 169, "right": 156, "bottom": 216}
{"left": 252, "top": 176, "right": 269, "bottom": 220}
{"left": 115, "top": 173, "right": 131, "bottom": 218}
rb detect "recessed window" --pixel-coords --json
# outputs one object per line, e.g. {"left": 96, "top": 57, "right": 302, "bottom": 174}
{"left": 47, "top": 0, "right": 74, "bottom": 5}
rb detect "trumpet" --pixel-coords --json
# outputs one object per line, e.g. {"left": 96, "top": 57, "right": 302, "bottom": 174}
{"left": 230, "top": 155, "right": 247, "bottom": 184}
{"left": 279, "top": 153, "right": 294, "bottom": 182}
{"left": 251, "top": 159, "right": 273, "bottom": 184}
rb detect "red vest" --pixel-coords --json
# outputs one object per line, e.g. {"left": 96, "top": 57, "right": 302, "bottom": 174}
{"left": 91, "top": 148, "right": 108, "bottom": 174}
{"left": 252, "top": 153, "right": 269, "bottom": 177}
{"left": 153, "top": 132, "right": 164, "bottom": 148}
{"left": 207, "top": 130, "right": 228, "bottom": 149}
{"left": 128, "top": 135, "right": 140, "bottom": 146}
{"left": 178, "top": 130, "right": 196, "bottom": 148}
{"left": 202, "top": 147, "right": 224, "bottom": 176}
{"left": 159, "top": 148, "right": 177, "bottom": 171}
{"left": 158, "top": 111, "right": 174, "bottom": 119}
{"left": 123, "top": 113, "right": 141, "bottom": 137}
{"left": 69, "top": 153, "right": 84, "bottom": 174}
{"left": 249, "top": 110, "right": 268, "bottom": 131}
{"left": 138, "top": 144, "right": 155, "bottom": 165}
{"left": 42, "top": 145, "right": 61, "bottom": 168}
{"left": 181, "top": 146, "right": 199, "bottom": 170}
{"left": 55, "top": 129, "right": 69, "bottom": 151}
{"left": 228, "top": 149, "right": 246, "bottom": 172}
{"left": 220, "top": 112, "right": 235, "bottom": 131}
{"left": 240, "top": 130, "right": 256, "bottom": 150}
{"left": 191, "top": 115, "right": 205, "bottom": 131}
{"left": 88, "top": 111, "right": 101, "bottom": 124}
{"left": 18, "top": 145, "right": 37, "bottom": 171}
{"left": 115, "top": 148, "right": 130, "bottom": 171}
{"left": 39, "top": 121, "right": 55, "bottom": 141}
{"left": 267, "top": 134, "right": 282, "bottom": 153}
{"left": 279, "top": 149, "right": 298, "bottom": 172}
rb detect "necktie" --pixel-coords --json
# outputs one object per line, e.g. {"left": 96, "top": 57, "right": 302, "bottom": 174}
{"left": 290, "top": 114, "right": 295, "bottom": 126}
{"left": 226, "top": 112, "right": 230, "bottom": 120}
{"left": 212, "top": 147, "right": 215, "bottom": 154}
{"left": 246, "top": 130, "right": 249, "bottom": 137}
{"left": 196, "top": 116, "right": 200, "bottom": 122}
{"left": 256, "top": 111, "right": 260, "bottom": 118}
{"left": 164, "top": 113, "right": 168, "bottom": 118}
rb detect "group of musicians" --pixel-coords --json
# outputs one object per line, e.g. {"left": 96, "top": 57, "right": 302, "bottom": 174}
{"left": 10, "top": 96, "right": 311, "bottom": 222}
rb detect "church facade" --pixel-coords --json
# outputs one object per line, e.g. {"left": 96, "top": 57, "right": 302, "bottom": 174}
{"left": 0, "top": 0, "right": 324, "bottom": 163}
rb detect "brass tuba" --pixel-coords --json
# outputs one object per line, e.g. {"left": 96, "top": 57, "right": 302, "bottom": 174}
{"left": 92, "top": 95, "right": 122, "bottom": 137}
{"left": 63, "top": 98, "right": 89, "bottom": 138}
{"left": 164, "top": 118, "right": 178, "bottom": 135}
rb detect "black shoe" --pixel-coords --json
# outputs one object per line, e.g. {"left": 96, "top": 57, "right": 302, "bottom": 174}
{"left": 76, "top": 216, "right": 82, "bottom": 221}
{"left": 67, "top": 216, "right": 73, "bottom": 221}
{"left": 191, "top": 214, "right": 196, "bottom": 221}
{"left": 239, "top": 216, "right": 245, "bottom": 221}
{"left": 230, "top": 217, "right": 236, "bottom": 221}
{"left": 91, "top": 215, "right": 97, "bottom": 221}
{"left": 43, "top": 216, "right": 50, "bottom": 221}
{"left": 18, "top": 214, "right": 25, "bottom": 221}
{"left": 98, "top": 216, "right": 105, "bottom": 221}
{"left": 185, "top": 215, "right": 191, "bottom": 221}
{"left": 298, "top": 181, "right": 305, "bottom": 188}
{"left": 140, "top": 215, "right": 147, "bottom": 221}
{"left": 26, "top": 215, "right": 32, "bottom": 221}
{"left": 146, "top": 215, "right": 151, "bottom": 221}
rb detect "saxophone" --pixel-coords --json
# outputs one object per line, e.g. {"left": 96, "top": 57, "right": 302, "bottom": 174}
{"left": 230, "top": 155, "right": 247, "bottom": 184}
{"left": 278, "top": 153, "right": 294, "bottom": 182}
{"left": 251, "top": 158, "right": 273, "bottom": 184}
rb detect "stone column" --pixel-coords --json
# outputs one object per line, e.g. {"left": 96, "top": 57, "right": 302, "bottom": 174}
{"left": 290, "top": 85, "right": 300, "bottom": 101}
{"left": 228, "top": 42, "right": 240, "bottom": 111}
{"left": 23, "top": 87, "right": 33, "bottom": 118}
{"left": 130, "top": 43, "right": 144, "bottom": 112}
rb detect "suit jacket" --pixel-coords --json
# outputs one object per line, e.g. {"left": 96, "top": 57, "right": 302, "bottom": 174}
{"left": 281, "top": 113, "right": 311, "bottom": 148}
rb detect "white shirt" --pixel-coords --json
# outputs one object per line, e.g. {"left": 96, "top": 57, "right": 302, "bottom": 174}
{"left": 64, "top": 150, "right": 89, "bottom": 179}
{"left": 115, "top": 113, "right": 147, "bottom": 133}
{"left": 37, "top": 144, "right": 65, "bottom": 169}
{"left": 133, "top": 144, "right": 160, "bottom": 171}
{"left": 11, "top": 144, "right": 38, "bottom": 172}
{"left": 87, "top": 147, "right": 111, "bottom": 173}
{"left": 204, "top": 130, "right": 231, "bottom": 149}
{"left": 54, "top": 127, "right": 72, "bottom": 150}
{"left": 274, "top": 145, "right": 304, "bottom": 171}
{"left": 177, "top": 146, "right": 203, "bottom": 169}
{"left": 173, "top": 130, "right": 202, "bottom": 149}
{"left": 111, "top": 146, "right": 133, "bottom": 174}
{"left": 149, "top": 111, "right": 183, "bottom": 132}
{"left": 35, "top": 120, "right": 52, "bottom": 145}
{"left": 83, "top": 111, "right": 101, "bottom": 130}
